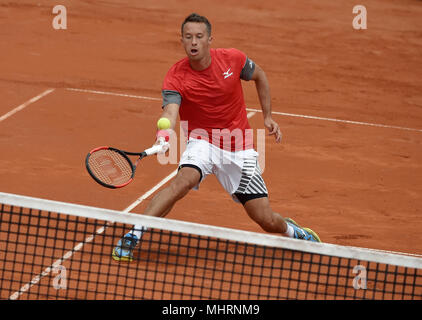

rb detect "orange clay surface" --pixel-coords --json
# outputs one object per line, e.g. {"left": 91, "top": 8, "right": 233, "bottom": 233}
{"left": 0, "top": 0, "right": 421, "bottom": 277}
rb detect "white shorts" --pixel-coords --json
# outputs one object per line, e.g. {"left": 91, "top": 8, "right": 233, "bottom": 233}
{"left": 179, "top": 138, "right": 268, "bottom": 203}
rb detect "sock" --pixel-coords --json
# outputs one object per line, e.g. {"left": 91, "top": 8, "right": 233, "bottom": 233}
{"left": 129, "top": 224, "right": 147, "bottom": 240}
{"left": 284, "top": 222, "right": 295, "bottom": 238}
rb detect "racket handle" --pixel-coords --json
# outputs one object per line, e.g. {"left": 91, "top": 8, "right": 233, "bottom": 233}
{"left": 144, "top": 141, "right": 169, "bottom": 156}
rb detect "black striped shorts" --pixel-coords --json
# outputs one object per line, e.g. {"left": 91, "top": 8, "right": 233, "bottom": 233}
{"left": 179, "top": 138, "right": 268, "bottom": 205}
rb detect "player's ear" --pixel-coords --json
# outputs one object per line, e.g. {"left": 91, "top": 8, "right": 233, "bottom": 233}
{"left": 208, "top": 36, "right": 213, "bottom": 44}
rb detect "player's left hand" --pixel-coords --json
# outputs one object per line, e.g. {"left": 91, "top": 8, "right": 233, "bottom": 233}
{"left": 264, "top": 117, "right": 282, "bottom": 143}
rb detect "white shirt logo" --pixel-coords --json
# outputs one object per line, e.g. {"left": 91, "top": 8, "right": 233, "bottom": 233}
{"left": 223, "top": 67, "right": 233, "bottom": 79}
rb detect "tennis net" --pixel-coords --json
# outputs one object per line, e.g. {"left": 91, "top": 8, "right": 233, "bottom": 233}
{"left": 0, "top": 192, "right": 421, "bottom": 300}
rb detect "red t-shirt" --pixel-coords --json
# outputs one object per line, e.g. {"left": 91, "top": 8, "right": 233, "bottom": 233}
{"left": 162, "top": 48, "right": 253, "bottom": 151}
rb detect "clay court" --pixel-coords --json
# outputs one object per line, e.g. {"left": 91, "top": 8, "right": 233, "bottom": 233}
{"left": 0, "top": 0, "right": 421, "bottom": 299}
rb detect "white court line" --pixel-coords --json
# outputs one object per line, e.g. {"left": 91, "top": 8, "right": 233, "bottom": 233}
{"left": 245, "top": 108, "right": 422, "bottom": 133}
{"left": 9, "top": 110, "right": 258, "bottom": 300}
{"left": 247, "top": 111, "right": 256, "bottom": 118}
{"left": 0, "top": 89, "right": 55, "bottom": 123}
{"left": 65, "top": 87, "right": 422, "bottom": 133}
{"left": 66, "top": 87, "right": 161, "bottom": 101}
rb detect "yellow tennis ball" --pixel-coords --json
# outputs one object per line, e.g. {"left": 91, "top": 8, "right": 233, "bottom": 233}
{"left": 157, "top": 117, "right": 171, "bottom": 130}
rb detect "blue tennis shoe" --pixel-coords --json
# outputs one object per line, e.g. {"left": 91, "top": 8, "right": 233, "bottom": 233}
{"left": 285, "top": 218, "right": 321, "bottom": 242}
{"left": 112, "top": 232, "right": 139, "bottom": 262}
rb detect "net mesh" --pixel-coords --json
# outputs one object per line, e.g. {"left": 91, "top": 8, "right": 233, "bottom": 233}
{"left": 0, "top": 193, "right": 421, "bottom": 300}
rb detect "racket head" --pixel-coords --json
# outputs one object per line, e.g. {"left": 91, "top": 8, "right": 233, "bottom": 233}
{"left": 85, "top": 146, "right": 136, "bottom": 189}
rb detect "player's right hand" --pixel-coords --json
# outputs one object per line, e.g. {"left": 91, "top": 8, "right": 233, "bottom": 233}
{"left": 155, "top": 130, "right": 170, "bottom": 153}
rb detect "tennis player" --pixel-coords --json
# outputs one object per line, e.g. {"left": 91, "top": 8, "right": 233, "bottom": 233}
{"left": 113, "top": 13, "right": 321, "bottom": 261}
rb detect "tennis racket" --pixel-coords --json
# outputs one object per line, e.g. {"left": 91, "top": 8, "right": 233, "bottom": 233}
{"left": 85, "top": 142, "right": 169, "bottom": 189}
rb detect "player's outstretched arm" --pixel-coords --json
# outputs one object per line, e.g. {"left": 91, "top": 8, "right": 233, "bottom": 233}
{"left": 251, "top": 64, "right": 282, "bottom": 143}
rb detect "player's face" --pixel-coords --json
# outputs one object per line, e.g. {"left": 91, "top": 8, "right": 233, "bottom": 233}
{"left": 181, "top": 22, "right": 212, "bottom": 61}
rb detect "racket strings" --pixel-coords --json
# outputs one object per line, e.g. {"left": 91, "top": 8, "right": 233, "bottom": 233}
{"left": 87, "top": 149, "right": 133, "bottom": 186}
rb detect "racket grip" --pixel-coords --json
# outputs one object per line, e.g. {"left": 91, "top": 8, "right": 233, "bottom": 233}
{"left": 144, "top": 141, "right": 169, "bottom": 155}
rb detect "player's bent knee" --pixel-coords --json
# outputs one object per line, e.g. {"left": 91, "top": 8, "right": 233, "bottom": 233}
{"left": 169, "top": 171, "right": 199, "bottom": 200}
{"left": 169, "top": 179, "right": 191, "bottom": 199}
{"left": 178, "top": 166, "right": 201, "bottom": 185}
